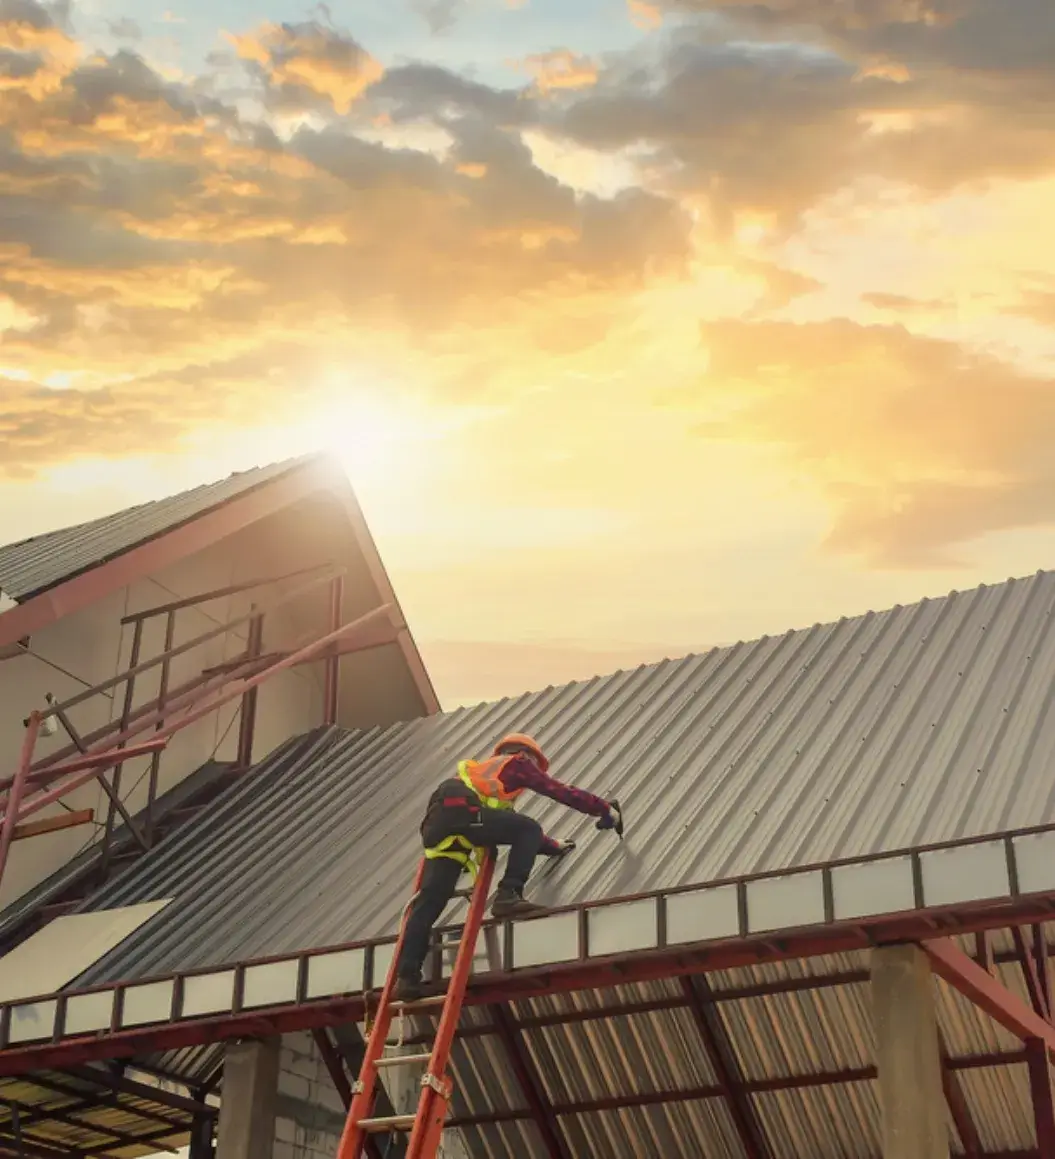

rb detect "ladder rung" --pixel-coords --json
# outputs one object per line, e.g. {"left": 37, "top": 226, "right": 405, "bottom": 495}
{"left": 358, "top": 1114, "right": 417, "bottom": 1133}
{"left": 392, "top": 994, "right": 447, "bottom": 1010}
{"left": 375, "top": 1052, "right": 432, "bottom": 1069}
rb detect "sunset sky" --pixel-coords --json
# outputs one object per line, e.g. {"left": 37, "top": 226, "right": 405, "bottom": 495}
{"left": 1, "top": 0, "right": 1054, "bottom": 707}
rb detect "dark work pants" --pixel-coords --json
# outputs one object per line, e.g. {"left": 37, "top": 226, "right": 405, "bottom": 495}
{"left": 397, "top": 809, "right": 546, "bottom": 981}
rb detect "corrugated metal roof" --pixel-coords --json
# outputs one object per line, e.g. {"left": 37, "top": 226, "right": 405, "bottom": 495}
{"left": 73, "top": 567, "right": 1055, "bottom": 984}
{"left": 0, "top": 454, "right": 317, "bottom": 602}
{"left": 37, "top": 570, "right": 1055, "bottom": 1157}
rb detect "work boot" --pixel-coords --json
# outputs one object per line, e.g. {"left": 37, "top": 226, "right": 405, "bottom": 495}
{"left": 392, "top": 976, "right": 423, "bottom": 1003}
{"left": 491, "top": 887, "right": 548, "bottom": 919}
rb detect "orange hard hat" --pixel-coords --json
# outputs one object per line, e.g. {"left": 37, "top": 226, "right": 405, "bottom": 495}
{"left": 493, "top": 733, "right": 549, "bottom": 772}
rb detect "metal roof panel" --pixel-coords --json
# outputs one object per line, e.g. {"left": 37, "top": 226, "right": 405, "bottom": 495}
{"left": 68, "top": 569, "right": 1055, "bottom": 986}
{"left": 0, "top": 455, "right": 316, "bottom": 601}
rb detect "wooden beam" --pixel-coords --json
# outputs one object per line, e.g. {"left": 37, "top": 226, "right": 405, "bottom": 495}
{"left": 12, "top": 809, "right": 93, "bottom": 841}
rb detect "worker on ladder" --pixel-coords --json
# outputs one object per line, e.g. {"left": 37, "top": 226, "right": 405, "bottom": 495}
{"left": 393, "top": 732, "right": 622, "bottom": 1001}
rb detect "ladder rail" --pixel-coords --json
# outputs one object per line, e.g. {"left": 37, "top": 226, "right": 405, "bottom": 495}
{"left": 336, "top": 854, "right": 496, "bottom": 1159}
{"left": 405, "top": 855, "right": 495, "bottom": 1159}
{"left": 336, "top": 859, "right": 426, "bottom": 1159}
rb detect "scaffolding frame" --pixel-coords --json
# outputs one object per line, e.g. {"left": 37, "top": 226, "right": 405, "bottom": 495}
{"left": 0, "top": 563, "right": 399, "bottom": 900}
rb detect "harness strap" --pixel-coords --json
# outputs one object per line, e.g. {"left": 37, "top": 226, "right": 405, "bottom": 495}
{"left": 424, "top": 834, "right": 486, "bottom": 880}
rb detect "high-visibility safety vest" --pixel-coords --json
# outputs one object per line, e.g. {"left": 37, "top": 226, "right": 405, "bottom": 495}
{"left": 457, "top": 756, "right": 525, "bottom": 810}
{"left": 424, "top": 758, "right": 525, "bottom": 877}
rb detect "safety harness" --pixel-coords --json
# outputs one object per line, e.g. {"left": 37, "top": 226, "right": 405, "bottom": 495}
{"left": 423, "top": 760, "right": 518, "bottom": 879}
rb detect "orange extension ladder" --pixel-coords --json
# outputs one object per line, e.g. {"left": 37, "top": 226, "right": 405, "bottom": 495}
{"left": 335, "top": 853, "right": 496, "bottom": 1159}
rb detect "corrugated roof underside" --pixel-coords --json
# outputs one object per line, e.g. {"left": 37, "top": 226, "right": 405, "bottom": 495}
{"left": 81, "top": 941, "right": 1050, "bottom": 1156}
{"left": 0, "top": 456, "right": 312, "bottom": 600}
{"left": 75, "top": 569, "right": 1055, "bottom": 984}
{"left": 448, "top": 962, "right": 1036, "bottom": 1158}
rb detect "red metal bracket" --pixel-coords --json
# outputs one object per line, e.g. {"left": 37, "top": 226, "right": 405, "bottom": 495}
{"left": 923, "top": 938, "right": 1055, "bottom": 1058}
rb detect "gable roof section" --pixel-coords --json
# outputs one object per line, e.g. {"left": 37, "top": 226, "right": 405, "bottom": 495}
{"left": 0, "top": 455, "right": 439, "bottom": 713}
{"left": 71, "top": 566, "right": 1055, "bottom": 986}
{"left": 0, "top": 455, "right": 314, "bottom": 602}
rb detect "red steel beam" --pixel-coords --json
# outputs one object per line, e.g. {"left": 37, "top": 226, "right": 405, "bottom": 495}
{"left": 28, "top": 1072, "right": 189, "bottom": 1132}
{"left": 310, "top": 1030, "right": 385, "bottom": 1159}
{"left": 680, "top": 975, "right": 770, "bottom": 1159}
{"left": 311, "top": 1028, "right": 352, "bottom": 1109}
{"left": 1036, "top": 925, "right": 1052, "bottom": 1018}
{"left": 1025, "top": 1038, "right": 1055, "bottom": 1158}
{"left": 1015, "top": 922, "right": 1055, "bottom": 1024}
{"left": 1015, "top": 927, "right": 1052, "bottom": 1021}
{"left": 0, "top": 458, "right": 334, "bottom": 650}
{"left": 18, "top": 651, "right": 272, "bottom": 792}
{"left": 144, "top": 610, "right": 178, "bottom": 843}
{"left": 942, "top": 1042, "right": 983, "bottom": 1159}
{"left": 17, "top": 738, "right": 167, "bottom": 783}
{"left": 977, "top": 930, "right": 995, "bottom": 974}
{"left": 5, "top": 739, "right": 169, "bottom": 826}
{"left": 8, "top": 901, "right": 1055, "bottom": 1076}
{"left": 490, "top": 1004, "right": 570, "bottom": 1159}
{"left": 924, "top": 939, "right": 1055, "bottom": 1061}
{"left": 64, "top": 1064, "right": 217, "bottom": 1118}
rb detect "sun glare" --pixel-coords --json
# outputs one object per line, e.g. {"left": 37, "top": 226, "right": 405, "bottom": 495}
{"left": 308, "top": 389, "right": 455, "bottom": 484}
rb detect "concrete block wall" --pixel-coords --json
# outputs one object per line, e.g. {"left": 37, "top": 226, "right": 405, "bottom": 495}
{"left": 272, "top": 1032, "right": 472, "bottom": 1159}
{"left": 274, "top": 1033, "right": 346, "bottom": 1159}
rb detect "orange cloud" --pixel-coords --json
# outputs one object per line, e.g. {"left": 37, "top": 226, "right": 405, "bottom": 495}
{"left": 696, "top": 319, "right": 1055, "bottom": 565}
{"left": 627, "top": 0, "right": 663, "bottom": 29}
{"left": 228, "top": 20, "right": 382, "bottom": 113}
{"left": 514, "top": 50, "right": 599, "bottom": 94}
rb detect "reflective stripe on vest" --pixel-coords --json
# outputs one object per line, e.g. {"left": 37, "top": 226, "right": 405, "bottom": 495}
{"left": 457, "top": 757, "right": 524, "bottom": 811}
{"left": 424, "top": 835, "right": 485, "bottom": 879}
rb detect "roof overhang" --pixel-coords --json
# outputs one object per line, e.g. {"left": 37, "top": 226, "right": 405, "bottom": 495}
{"left": 2, "top": 819, "right": 1055, "bottom": 1074}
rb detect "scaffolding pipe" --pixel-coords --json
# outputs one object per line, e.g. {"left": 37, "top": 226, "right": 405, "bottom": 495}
{"left": 8, "top": 607, "right": 394, "bottom": 827}
{"left": 0, "top": 713, "right": 41, "bottom": 890}
{"left": 101, "top": 618, "right": 144, "bottom": 880}
{"left": 144, "top": 610, "right": 177, "bottom": 843}
{"left": 42, "top": 565, "right": 345, "bottom": 720}
{"left": 0, "top": 654, "right": 272, "bottom": 796}
{"left": 120, "top": 563, "right": 331, "bottom": 625}
{"left": 2, "top": 738, "right": 169, "bottom": 826}
{"left": 236, "top": 611, "right": 264, "bottom": 769}
{"left": 323, "top": 576, "right": 344, "bottom": 727}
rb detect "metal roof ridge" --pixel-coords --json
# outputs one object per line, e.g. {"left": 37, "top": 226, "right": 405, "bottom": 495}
{"left": 0, "top": 452, "right": 322, "bottom": 554}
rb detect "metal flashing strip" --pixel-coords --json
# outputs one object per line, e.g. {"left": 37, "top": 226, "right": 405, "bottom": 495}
{"left": 3, "top": 823, "right": 1055, "bottom": 1065}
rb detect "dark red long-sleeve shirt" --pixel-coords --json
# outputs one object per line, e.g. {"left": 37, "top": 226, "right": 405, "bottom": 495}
{"left": 497, "top": 755, "right": 610, "bottom": 854}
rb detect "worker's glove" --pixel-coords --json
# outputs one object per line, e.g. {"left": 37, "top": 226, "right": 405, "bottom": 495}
{"left": 595, "top": 800, "right": 623, "bottom": 836}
